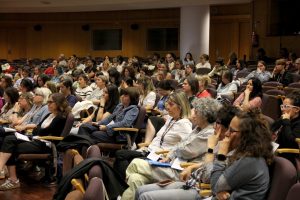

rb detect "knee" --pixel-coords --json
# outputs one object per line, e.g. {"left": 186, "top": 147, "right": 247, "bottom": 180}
{"left": 127, "top": 173, "right": 148, "bottom": 188}
{"left": 126, "top": 158, "right": 140, "bottom": 174}
{"left": 86, "top": 145, "right": 101, "bottom": 158}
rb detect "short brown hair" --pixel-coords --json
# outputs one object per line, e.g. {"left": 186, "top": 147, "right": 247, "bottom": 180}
{"left": 275, "top": 59, "right": 286, "bottom": 66}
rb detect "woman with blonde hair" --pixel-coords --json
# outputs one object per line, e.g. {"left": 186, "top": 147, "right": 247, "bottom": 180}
{"left": 196, "top": 75, "right": 212, "bottom": 98}
{"left": 136, "top": 76, "right": 156, "bottom": 109}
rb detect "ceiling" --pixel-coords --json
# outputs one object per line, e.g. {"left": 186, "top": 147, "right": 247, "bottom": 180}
{"left": 0, "top": 0, "right": 251, "bottom": 13}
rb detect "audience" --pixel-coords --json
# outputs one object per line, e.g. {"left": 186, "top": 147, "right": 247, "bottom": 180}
{"left": 243, "top": 60, "right": 271, "bottom": 84}
{"left": 210, "top": 109, "right": 273, "bottom": 200}
{"left": 0, "top": 93, "right": 70, "bottom": 190}
{"left": 1, "top": 50, "right": 300, "bottom": 198}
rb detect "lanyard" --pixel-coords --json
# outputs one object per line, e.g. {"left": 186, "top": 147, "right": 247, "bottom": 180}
{"left": 159, "top": 118, "right": 177, "bottom": 147}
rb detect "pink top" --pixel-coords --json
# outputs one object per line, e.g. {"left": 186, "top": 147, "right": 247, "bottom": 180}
{"left": 196, "top": 90, "right": 212, "bottom": 98}
{"left": 233, "top": 93, "right": 262, "bottom": 109}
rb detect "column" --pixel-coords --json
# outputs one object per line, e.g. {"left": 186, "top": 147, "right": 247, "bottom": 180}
{"left": 180, "top": 6, "right": 210, "bottom": 63}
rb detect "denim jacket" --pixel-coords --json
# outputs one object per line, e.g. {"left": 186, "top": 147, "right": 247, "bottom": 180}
{"left": 98, "top": 103, "right": 139, "bottom": 136}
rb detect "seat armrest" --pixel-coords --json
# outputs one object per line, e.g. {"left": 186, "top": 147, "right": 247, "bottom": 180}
{"left": 276, "top": 148, "right": 300, "bottom": 154}
{"left": 155, "top": 150, "right": 170, "bottom": 154}
{"left": 200, "top": 183, "right": 211, "bottom": 189}
{"left": 138, "top": 142, "right": 150, "bottom": 148}
{"left": 180, "top": 162, "right": 198, "bottom": 168}
{"left": 200, "top": 190, "right": 212, "bottom": 197}
{"left": 71, "top": 178, "right": 85, "bottom": 194}
{"left": 112, "top": 127, "right": 139, "bottom": 132}
{"left": 36, "top": 136, "right": 64, "bottom": 141}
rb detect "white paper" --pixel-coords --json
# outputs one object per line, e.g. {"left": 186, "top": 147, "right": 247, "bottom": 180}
{"left": 107, "top": 120, "right": 115, "bottom": 126}
{"left": 171, "top": 158, "right": 184, "bottom": 171}
{"left": 147, "top": 151, "right": 160, "bottom": 161}
{"left": 4, "top": 127, "right": 16, "bottom": 132}
{"left": 15, "top": 132, "right": 30, "bottom": 142}
{"left": 272, "top": 142, "right": 280, "bottom": 153}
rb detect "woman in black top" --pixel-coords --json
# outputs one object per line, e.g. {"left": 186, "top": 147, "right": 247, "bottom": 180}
{"left": 0, "top": 93, "right": 70, "bottom": 190}
{"left": 272, "top": 90, "right": 300, "bottom": 165}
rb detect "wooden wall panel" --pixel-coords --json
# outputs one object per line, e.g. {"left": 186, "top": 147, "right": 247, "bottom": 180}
{"left": 209, "top": 16, "right": 251, "bottom": 64}
{"left": 0, "top": 30, "right": 8, "bottom": 59}
{"left": 0, "top": 8, "right": 179, "bottom": 60}
{"left": 239, "top": 21, "right": 251, "bottom": 60}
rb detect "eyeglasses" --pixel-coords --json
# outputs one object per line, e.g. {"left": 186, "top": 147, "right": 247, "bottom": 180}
{"left": 280, "top": 104, "right": 299, "bottom": 110}
{"left": 47, "top": 100, "right": 54, "bottom": 104}
{"left": 34, "top": 93, "right": 43, "bottom": 97}
{"left": 227, "top": 127, "right": 240, "bottom": 135}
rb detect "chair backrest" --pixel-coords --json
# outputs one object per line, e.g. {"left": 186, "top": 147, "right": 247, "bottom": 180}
{"left": 196, "top": 68, "right": 211, "bottom": 75}
{"left": 235, "top": 71, "right": 250, "bottom": 79}
{"left": 261, "top": 94, "right": 282, "bottom": 120}
{"left": 285, "top": 183, "right": 300, "bottom": 200}
{"left": 262, "top": 85, "right": 277, "bottom": 93}
{"left": 284, "top": 87, "right": 297, "bottom": 96}
{"left": 267, "top": 157, "right": 297, "bottom": 200}
{"left": 288, "top": 82, "right": 300, "bottom": 88}
{"left": 61, "top": 113, "right": 75, "bottom": 137}
{"left": 264, "top": 81, "right": 283, "bottom": 87}
{"left": 291, "top": 73, "right": 300, "bottom": 83}
{"left": 134, "top": 106, "right": 146, "bottom": 129}
{"left": 265, "top": 89, "right": 285, "bottom": 96}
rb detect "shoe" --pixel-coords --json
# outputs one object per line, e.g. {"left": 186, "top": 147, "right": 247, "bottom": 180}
{"left": 0, "top": 170, "right": 5, "bottom": 179}
{"left": 0, "top": 178, "right": 20, "bottom": 190}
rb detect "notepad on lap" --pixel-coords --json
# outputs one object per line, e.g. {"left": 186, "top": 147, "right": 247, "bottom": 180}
{"left": 4, "top": 127, "right": 16, "bottom": 132}
{"left": 14, "top": 132, "right": 30, "bottom": 142}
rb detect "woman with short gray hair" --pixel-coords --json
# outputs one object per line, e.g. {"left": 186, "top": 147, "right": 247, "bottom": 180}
{"left": 13, "top": 87, "right": 50, "bottom": 133}
{"left": 122, "top": 98, "right": 222, "bottom": 200}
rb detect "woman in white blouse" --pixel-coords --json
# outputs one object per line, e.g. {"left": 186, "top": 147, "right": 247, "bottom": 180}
{"left": 136, "top": 76, "right": 156, "bottom": 109}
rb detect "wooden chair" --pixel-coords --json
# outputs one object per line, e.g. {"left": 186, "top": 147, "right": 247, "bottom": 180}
{"left": 261, "top": 94, "right": 284, "bottom": 120}
{"left": 196, "top": 68, "right": 211, "bottom": 75}
{"left": 17, "top": 113, "right": 74, "bottom": 179}
{"left": 96, "top": 106, "right": 146, "bottom": 152}
{"left": 263, "top": 81, "right": 283, "bottom": 87}
{"left": 265, "top": 89, "right": 285, "bottom": 96}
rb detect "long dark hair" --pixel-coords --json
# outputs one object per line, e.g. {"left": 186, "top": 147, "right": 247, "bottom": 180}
{"left": 105, "top": 84, "right": 120, "bottom": 112}
{"left": 20, "top": 78, "right": 34, "bottom": 92}
{"left": 108, "top": 68, "right": 121, "bottom": 87}
{"left": 51, "top": 93, "right": 71, "bottom": 117}
{"left": 4, "top": 87, "right": 19, "bottom": 111}
{"left": 61, "top": 79, "right": 75, "bottom": 95}
{"left": 184, "top": 77, "right": 199, "bottom": 95}
{"left": 248, "top": 77, "right": 263, "bottom": 99}
{"left": 231, "top": 109, "right": 273, "bottom": 165}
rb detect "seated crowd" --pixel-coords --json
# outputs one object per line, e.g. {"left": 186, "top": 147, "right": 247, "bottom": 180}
{"left": 0, "top": 51, "right": 299, "bottom": 200}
